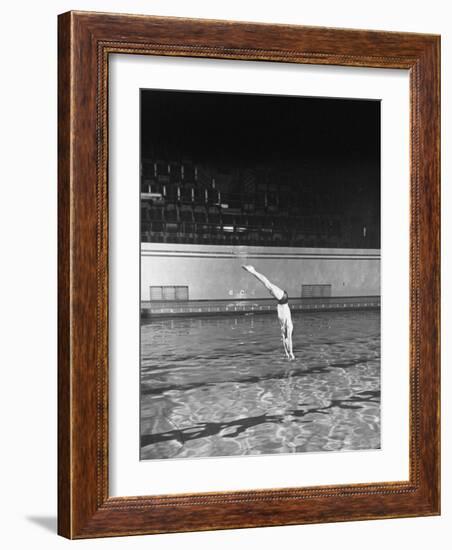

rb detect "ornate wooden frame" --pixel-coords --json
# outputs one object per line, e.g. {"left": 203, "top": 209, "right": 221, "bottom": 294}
{"left": 58, "top": 11, "right": 440, "bottom": 539}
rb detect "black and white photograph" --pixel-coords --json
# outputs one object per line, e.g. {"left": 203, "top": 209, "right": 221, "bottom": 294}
{"left": 139, "top": 89, "right": 381, "bottom": 461}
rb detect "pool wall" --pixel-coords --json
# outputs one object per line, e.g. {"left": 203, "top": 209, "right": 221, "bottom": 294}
{"left": 141, "top": 243, "right": 380, "bottom": 317}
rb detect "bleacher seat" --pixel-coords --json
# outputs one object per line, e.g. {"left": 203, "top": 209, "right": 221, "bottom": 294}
{"left": 165, "top": 206, "right": 178, "bottom": 222}
{"left": 194, "top": 209, "right": 207, "bottom": 223}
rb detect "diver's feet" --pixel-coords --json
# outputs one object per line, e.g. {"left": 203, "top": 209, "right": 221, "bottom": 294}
{"left": 242, "top": 265, "right": 255, "bottom": 274}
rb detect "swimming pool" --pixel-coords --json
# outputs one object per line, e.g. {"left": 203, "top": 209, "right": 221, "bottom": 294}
{"left": 140, "top": 310, "right": 380, "bottom": 460}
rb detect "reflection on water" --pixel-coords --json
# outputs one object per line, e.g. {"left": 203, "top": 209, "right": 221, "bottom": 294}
{"left": 140, "top": 310, "right": 380, "bottom": 460}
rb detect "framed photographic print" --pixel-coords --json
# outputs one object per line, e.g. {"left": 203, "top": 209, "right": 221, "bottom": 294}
{"left": 58, "top": 11, "right": 440, "bottom": 538}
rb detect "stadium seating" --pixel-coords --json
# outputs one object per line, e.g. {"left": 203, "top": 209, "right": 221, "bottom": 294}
{"left": 140, "top": 159, "right": 379, "bottom": 249}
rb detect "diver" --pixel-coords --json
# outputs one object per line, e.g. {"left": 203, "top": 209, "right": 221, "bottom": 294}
{"left": 242, "top": 265, "right": 295, "bottom": 360}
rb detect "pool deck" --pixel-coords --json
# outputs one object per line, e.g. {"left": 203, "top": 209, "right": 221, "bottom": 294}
{"left": 141, "top": 296, "right": 380, "bottom": 318}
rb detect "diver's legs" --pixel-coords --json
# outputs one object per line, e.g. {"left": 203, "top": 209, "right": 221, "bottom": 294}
{"left": 242, "top": 265, "right": 284, "bottom": 301}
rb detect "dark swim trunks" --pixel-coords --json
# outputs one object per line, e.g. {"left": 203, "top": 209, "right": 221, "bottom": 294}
{"left": 278, "top": 290, "right": 289, "bottom": 305}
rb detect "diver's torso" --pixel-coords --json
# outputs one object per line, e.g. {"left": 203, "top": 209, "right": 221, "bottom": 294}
{"left": 277, "top": 303, "right": 292, "bottom": 324}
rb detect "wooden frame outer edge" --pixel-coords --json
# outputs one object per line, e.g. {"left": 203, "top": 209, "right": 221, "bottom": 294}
{"left": 57, "top": 10, "right": 72, "bottom": 539}
{"left": 57, "top": 11, "right": 440, "bottom": 539}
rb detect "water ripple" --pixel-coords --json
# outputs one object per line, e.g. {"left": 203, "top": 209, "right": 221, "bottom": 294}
{"left": 140, "top": 310, "right": 380, "bottom": 460}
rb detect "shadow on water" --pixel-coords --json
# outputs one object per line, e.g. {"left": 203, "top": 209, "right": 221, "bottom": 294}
{"left": 141, "top": 390, "right": 380, "bottom": 447}
{"left": 141, "top": 356, "right": 376, "bottom": 397}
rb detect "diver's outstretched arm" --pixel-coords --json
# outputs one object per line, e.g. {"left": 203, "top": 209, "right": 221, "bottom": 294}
{"left": 286, "top": 324, "right": 295, "bottom": 360}
{"left": 242, "top": 265, "right": 284, "bottom": 301}
{"left": 281, "top": 333, "right": 290, "bottom": 358}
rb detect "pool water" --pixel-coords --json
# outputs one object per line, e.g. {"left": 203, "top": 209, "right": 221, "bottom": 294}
{"left": 140, "top": 310, "right": 380, "bottom": 460}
